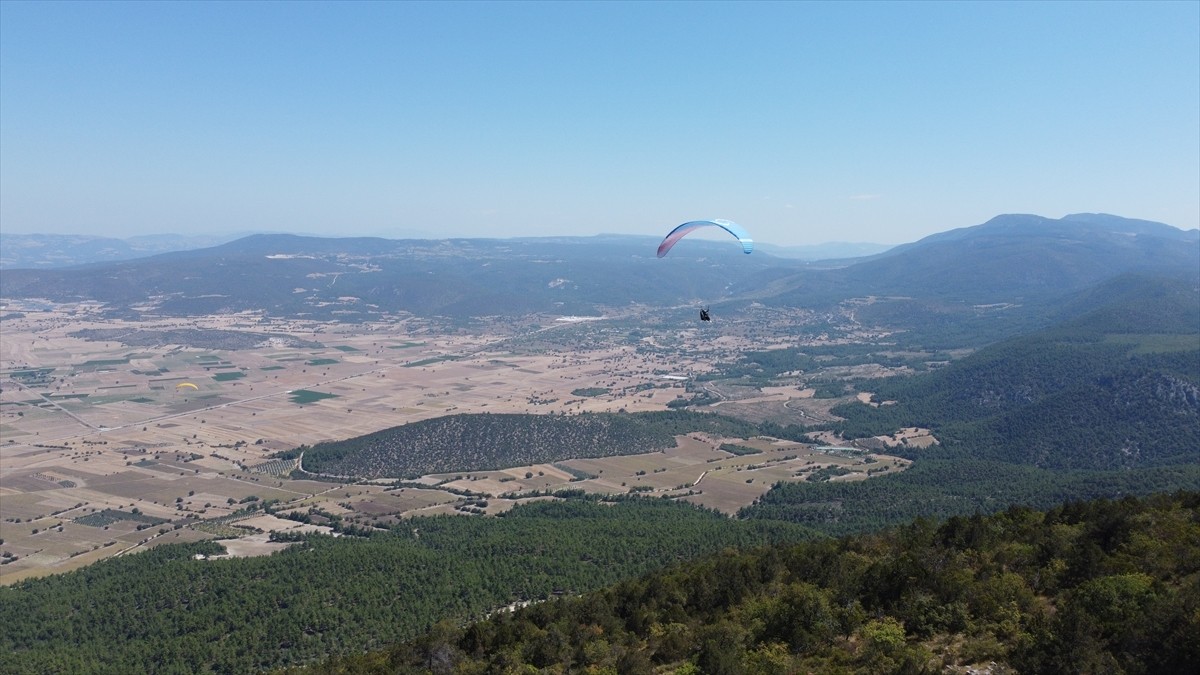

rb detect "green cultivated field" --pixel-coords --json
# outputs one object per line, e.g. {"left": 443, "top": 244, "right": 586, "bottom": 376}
{"left": 211, "top": 371, "right": 246, "bottom": 382}
{"left": 288, "top": 389, "right": 338, "bottom": 404}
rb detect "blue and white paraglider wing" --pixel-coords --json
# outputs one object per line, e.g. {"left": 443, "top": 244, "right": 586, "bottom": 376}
{"left": 656, "top": 219, "right": 753, "bottom": 258}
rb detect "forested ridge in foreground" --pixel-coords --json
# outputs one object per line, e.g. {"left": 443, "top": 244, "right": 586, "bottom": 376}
{"left": 0, "top": 500, "right": 813, "bottom": 674}
{"left": 303, "top": 491, "right": 1200, "bottom": 674}
{"left": 291, "top": 411, "right": 768, "bottom": 479}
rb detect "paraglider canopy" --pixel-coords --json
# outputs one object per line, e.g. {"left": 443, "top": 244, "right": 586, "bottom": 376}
{"left": 657, "top": 219, "right": 753, "bottom": 258}
{"left": 176, "top": 382, "right": 199, "bottom": 390}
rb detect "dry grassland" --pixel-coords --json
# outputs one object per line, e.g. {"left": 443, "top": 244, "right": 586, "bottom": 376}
{"left": 322, "top": 436, "right": 909, "bottom": 521}
{"left": 1, "top": 301, "right": 908, "bottom": 582}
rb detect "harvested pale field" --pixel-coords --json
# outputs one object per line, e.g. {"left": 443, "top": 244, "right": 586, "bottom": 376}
{"left": 344, "top": 489, "right": 458, "bottom": 516}
{"left": 1, "top": 302, "right": 905, "bottom": 581}
{"left": 205, "top": 533, "right": 294, "bottom": 559}
{"left": 346, "top": 436, "right": 909, "bottom": 516}
{"left": 875, "top": 427, "right": 939, "bottom": 449}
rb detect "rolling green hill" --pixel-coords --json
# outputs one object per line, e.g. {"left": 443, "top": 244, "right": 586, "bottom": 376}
{"left": 293, "top": 411, "right": 765, "bottom": 479}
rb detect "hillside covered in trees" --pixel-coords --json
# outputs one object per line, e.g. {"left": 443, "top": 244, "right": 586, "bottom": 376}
{"left": 741, "top": 458, "right": 1200, "bottom": 535}
{"left": 305, "top": 491, "right": 1200, "bottom": 674}
{"left": 728, "top": 276, "right": 1200, "bottom": 534}
{"left": 828, "top": 276, "right": 1199, "bottom": 470}
{"left": 293, "top": 411, "right": 766, "bottom": 479}
{"left": 0, "top": 500, "right": 812, "bottom": 674}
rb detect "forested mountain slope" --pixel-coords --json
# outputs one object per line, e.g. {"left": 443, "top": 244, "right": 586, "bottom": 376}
{"left": 768, "top": 213, "right": 1200, "bottom": 348}
{"left": 837, "top": 213, "right": 1199, "bottom": 301}
{"left": 831, "top": 275, "right": 1199, "bottom": 470}
{"left": 742, "top": 459, "right": 1200, "bottom": 535}
{"left": 303, "top": 491, "right": 1200, "bottom": 674}
{"left": 0, "top": 500, "right": 813, "bottom": 674}
{"left": 734, "top": 274, "right": 1200, "bottom": 533}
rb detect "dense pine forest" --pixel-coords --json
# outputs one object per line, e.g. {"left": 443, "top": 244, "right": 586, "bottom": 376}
{"left": 741, "top": 459, "right": 1200, "bottom": 535}
{"left": 0, "top": 500, "right": 813, "bottom": 674}
{"left": 292, "top": 411, "right": 767, "bottom": 479}
{"left": 303, "top": 491, "right": 1200, "bottom": 674}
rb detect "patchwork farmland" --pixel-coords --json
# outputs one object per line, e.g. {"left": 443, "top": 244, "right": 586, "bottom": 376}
{"left": 0, "top": 300, "right": 909, "bottom": 582}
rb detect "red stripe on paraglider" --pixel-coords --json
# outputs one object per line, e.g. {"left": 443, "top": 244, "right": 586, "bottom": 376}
{"left": 656, "top": 223, "right": 706, "bottom": 257}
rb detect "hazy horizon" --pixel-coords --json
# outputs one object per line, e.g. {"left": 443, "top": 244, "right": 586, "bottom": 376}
{"left": 3, "top": 212, "right": 1198, "bottom": 254}
{"left": 2, "top": 1, "right": 1197, "bottom": 246}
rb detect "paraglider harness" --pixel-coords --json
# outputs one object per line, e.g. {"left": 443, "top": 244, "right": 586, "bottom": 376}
{"left": 699, "top": 307, "right": 710, "bottom": 322}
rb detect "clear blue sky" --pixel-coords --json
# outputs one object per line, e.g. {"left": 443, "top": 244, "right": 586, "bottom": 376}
{"left": 2, "top": 1, "right": 1197, "bottom": 246}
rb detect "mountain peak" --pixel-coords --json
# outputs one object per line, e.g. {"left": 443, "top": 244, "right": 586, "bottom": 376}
{"left": 1060, "top": 212, "right": 1197, "bottom": 236}
{"left": 918, "top": 213, "right": 1194, "bottom": 245}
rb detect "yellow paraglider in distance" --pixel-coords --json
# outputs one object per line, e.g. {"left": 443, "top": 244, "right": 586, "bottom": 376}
{"left": 176, "top": 382, "right": 199, "bottom": 391}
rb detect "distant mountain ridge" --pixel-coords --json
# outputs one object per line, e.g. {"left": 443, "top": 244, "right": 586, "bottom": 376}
{"left": 0, "top": 232, "right": 895, "bottom": 267}
{"left": 903, "top": 212, "right": 1192, "bottom": 245}
{"left": 755, "top": 212, "right": 1200, "bottom": 348}
{"left": 0, "top": 233, "right": 796, "bottom": 320}
{"left": 842, "top": 212, "right": 1199, "bottom": 299}
{"left": 754, "top": 241, "right": 894, "bottom": 260}
{"left": 2, "top": 214, "right": 1195, "bottom": 333}
{"left": 0, "top": 233, "right": 245, "bottom": 269}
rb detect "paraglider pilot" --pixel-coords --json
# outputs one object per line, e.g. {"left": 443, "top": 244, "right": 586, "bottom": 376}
{"left": 699, "top": 307, "right": 710, "bottom": 322}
